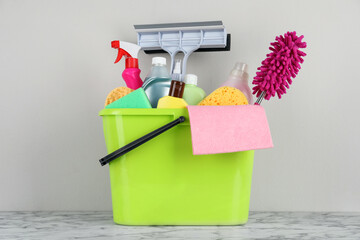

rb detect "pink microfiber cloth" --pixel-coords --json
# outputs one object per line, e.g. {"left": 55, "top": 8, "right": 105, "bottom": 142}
{"left": 187, "top": 105, "right": 273, "bottom": 155}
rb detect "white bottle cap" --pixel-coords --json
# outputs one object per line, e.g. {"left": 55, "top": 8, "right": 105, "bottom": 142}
{"left": 184, "top": 74, "right": 198, "bottom": 85}
{"left": 152, "top": 57, "right": 166, "bottom": 65}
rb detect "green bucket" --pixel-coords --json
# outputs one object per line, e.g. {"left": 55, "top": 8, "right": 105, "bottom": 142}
{"left": 100, "top": 108, "right": 254, "bottom": 225}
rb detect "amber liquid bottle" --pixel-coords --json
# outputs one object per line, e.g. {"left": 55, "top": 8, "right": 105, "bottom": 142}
{"left": 157, "top": 80, "right": 188, "bottom": 108}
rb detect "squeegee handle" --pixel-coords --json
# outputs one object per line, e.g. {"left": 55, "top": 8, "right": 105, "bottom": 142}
{"left": 99, "top": 116, "right": 185, "bottom": 166}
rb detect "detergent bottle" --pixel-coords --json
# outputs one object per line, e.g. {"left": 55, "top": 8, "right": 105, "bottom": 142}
{"left": 182, "top": 74, "right": 206, "bottom": 105}
{"left": 111, "top": 41, "right": 143, "bottom": 90}
{"left": 220, "top": 62, "right": 253, "bottom": 104}
{"left": 142, "top": 57, "right": 172, "bottom": 108}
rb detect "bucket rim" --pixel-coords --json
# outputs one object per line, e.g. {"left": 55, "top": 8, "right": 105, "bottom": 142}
{"left": 99, "top": 108, "right": 189, "bottom": 117}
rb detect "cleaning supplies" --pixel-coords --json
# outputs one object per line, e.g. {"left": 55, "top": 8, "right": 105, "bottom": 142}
{"left": 198, "top": 86, "right": 248, "bottom": 106}
{"left": 182, "top": 74, "right": 206, "bottom": 105}
{"left": 157, "top": 80, "right": 188, "bottom": 108}
{"left": 142, "top": 57, "right": 172, "bottom": 108}
{"left": 253, "top": 31, "right": 307, "bottom": 104}
{"left": 105, "top": 88, "right": 151, "bottom": 109}
{"left": 134, "top": 21, "right": 230, "bottom": 77}
{"left": 105, "top": 87, "right": 134, "bottom": 106}
{"left": 221, "top": 62, "right": 253, "bottom": 104}
{"left": 111, "top": 41, "right": 143, "bottom": 90}
{"left": 157, "top": 59, "right": 188, "bottom": 108}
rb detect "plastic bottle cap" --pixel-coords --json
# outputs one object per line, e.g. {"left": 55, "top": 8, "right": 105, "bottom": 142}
{"left": 125, "top": 58, "right": 138, "bottom": 68}
{"left": 184, "top": 74, "right": 198, "bottom": 85}
{"left": 152, "top": 57, "right": 166, "bottom": 65}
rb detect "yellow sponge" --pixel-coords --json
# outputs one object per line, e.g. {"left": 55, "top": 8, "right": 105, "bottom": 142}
{"left": 198, "top": 86, "right": 248, "bottom": 106}
{"left": 105, "top": 87, "right": 134, "bottom": 106}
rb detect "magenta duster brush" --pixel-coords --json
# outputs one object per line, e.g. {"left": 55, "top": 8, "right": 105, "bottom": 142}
{"left": 252, "top": 31, "right": 307, "bottom": 104}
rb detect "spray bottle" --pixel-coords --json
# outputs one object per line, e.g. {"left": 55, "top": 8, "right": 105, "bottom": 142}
{"left": 220, "top": 62, "right": 253, "bottom": 104}
{"left": 111, "top": 41, "right": 143, "bottom": 90}
{"left": 157, "top": 59, "right": 188, "bottom": 108}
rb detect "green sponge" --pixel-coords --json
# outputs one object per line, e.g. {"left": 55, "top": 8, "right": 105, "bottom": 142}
{"left": 105, "top": 88, "right": 152, "bottom": 109}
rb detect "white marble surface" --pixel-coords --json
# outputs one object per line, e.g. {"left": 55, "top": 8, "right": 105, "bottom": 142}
{"left": 0, "top": 212, "right": 359, "bottom": 240}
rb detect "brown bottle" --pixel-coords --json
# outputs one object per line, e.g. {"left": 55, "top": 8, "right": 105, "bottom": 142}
{"left": 169, "top": 80, "right": 186, "bottom": 98}
{"left": 157, "top": 80, "right": 188, "bottom": 108}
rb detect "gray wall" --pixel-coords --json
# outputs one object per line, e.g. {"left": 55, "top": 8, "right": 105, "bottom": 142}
{"left": 1, "top": 0, "right": 359, "bottom": 211}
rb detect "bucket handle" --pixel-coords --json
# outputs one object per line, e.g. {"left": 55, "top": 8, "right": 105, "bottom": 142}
{"left": 99, "top": 116, "right": 185, "bottom": 166}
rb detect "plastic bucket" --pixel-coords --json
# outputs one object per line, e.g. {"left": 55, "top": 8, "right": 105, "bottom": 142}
{"left": 100, "top": 108, "right": 254, "bottom": 225}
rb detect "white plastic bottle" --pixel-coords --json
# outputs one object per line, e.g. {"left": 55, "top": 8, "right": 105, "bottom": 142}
{"left": 182, "top": 74, "right": 206, "bottom": 105}
{"left": 220, "top": 62, "right": 253, "bottom": 104}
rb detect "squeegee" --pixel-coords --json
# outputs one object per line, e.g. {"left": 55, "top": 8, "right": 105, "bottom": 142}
{"left": 134, "top": 21, "right": 231, "bottom": 79}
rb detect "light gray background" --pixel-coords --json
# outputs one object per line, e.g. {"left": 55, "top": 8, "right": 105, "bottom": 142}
{"left": 1, "top": 0, "right": 359, "bottom": 211}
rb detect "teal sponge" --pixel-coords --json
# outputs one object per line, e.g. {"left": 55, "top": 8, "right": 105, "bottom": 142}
{"left": 105, "top": 88, "right": 152, "bottom": 109}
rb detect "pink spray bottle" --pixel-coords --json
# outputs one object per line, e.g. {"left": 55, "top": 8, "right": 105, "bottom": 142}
{"left": 220, "top": 62, "right": 253, "bottom": 104}
{"left": 111, "top": 41, "right": 143, "bottom": 90}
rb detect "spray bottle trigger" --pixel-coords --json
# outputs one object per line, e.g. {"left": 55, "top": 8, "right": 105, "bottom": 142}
{"left": 111, "top": 40, "right": 132, "bottom": 64}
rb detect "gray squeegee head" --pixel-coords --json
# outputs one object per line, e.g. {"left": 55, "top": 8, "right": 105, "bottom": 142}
{"left": 134, "top": 21, "right": 231, "bottom": 79}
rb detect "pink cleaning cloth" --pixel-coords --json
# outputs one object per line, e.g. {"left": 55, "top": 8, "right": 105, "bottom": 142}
{"left": 187, "top": 105, "right": 273, "bottom": 155}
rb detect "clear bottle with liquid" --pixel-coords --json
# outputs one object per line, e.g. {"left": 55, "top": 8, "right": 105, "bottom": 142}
{"left": 220, "top": 62, "right": 253, "bottom": 104}
{"left": 142, "top": 57, "right": 172, "bottom": 108}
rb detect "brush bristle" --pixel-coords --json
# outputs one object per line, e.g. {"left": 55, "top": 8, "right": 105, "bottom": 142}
{"left": 252, "top": 31, "right": 307, "bottom": 100}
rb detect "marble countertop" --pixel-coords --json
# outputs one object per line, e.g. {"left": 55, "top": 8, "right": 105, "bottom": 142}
{"left": 0, "top": 212, "right": 359, "bottom": 239}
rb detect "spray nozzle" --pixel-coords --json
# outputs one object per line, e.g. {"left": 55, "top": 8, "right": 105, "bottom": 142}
{"left": 171, "top": 59, "right": 182, "bottom": 81}
{"left": 111, "top": 40, "right": 131, "bottom": 64}
{"left": 111, "top": 41, "right": 141, "bottom": 66}
{"left": 231, "top": 62, "right": 248, "bottom": 76}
